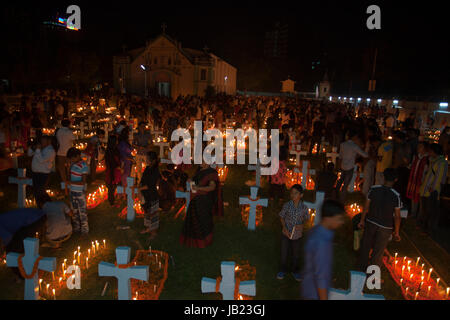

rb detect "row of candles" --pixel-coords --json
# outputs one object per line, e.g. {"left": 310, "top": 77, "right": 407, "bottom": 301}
{"left": 38, "top": 239, "right": 107, "bottom": 300}
{"left": 285, "top": 170, "right": 315, "bottom": 190}
{"left": 391, "top": 253, "right": 449, "bottom": 300}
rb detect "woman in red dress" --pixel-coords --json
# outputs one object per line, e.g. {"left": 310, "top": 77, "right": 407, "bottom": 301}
{"left": 180, "top": 163, "right": 224, "bottom": 248}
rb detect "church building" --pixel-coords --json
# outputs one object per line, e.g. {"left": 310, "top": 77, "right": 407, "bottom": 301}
{"left": 113, "top": 29, "right": 237, "bottom": 98}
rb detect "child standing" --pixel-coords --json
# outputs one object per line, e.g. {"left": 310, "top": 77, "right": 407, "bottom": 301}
{"left": 66, "top": 147, "right": 89, "bottom": 235}
{"left": 277, "top": 185, "right": 310, "bottom": 282}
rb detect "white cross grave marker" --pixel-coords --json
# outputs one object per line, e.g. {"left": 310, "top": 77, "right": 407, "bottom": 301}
{"left": 98, "top": 246, "right": 149, "bottom": 300}
{"left": 175, "top": 181, "right": 192, "bottom": 212}
{"left": 294, "top": 160, "right": 316, "bottom": 189}
{"left": 329, "top": 271, "right": 385, "bottom": 300}
{"left": 201, "top": 261, "right": 256, "bottom": 300}
{"left": 247, "top": 159, "right": 262, "bottom": 188}
{"left": 239, "top": 186, "right": 268, "bottom": 230}
{"left": 6, "top": 238, "right": 56, "bottom": 300}
{"left": 304, "top": 191, "right": 325, "bottom": 226}
{"left": 326, "top": 147, "right": 339, "bottom": 165}
{"left": 9, "top": 168, "right": 33, "bottom": 208}
{"left": 116, "top": 177, "right": 138, "bottom": 222}
{"left": 290, "top": 145, "right": 307, "bottom": 167}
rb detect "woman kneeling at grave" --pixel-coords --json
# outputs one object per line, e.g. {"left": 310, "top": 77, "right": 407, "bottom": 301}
{"left": 180, "top": 163, "right": 224, "bottom": 248}
{"left": 277, "top": 184, "right": 310, "bottom": 282}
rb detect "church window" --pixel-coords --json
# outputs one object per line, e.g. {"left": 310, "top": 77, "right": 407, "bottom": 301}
{"left": 200, "top": 69, "right": 207, "bottom": 81}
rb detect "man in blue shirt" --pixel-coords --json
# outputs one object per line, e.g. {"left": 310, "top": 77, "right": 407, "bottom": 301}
{"left": 301, "top": 199, "right": 346, "bottom": 300}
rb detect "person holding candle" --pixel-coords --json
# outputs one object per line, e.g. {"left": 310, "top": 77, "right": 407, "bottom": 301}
{"left": 138, "top": 151, "right": 161, "bottom": 238}
{"left": 358, "top": 168, "right": 402, "bottom": 271}
{"left": 277, "top": 184, "right": 310, "bottom": 282}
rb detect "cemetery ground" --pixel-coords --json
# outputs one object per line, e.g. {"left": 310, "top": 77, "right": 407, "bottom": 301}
{"left": 0, "top": 153, "right": 449, "bottom": 300}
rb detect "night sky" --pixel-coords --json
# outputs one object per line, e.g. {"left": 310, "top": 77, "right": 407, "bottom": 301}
{"left": 2, "top": 1, "right": 449, "bottom": 98}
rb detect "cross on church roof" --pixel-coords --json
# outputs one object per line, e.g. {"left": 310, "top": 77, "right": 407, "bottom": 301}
{"left": 161, "top": 22, "right": 167, "bottom": 33}
{"left": 203, "top": 45, "right": 210, "bottom": 52}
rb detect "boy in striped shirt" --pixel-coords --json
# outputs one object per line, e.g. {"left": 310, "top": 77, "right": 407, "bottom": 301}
{"left": 67, "top": 147, "right": 89, "bottom": 234}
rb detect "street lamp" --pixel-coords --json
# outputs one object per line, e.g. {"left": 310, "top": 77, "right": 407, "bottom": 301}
{"left": 140, "top": 64, "right": 147, "bottom": 97}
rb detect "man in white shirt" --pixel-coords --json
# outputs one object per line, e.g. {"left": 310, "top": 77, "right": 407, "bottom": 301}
{"left": 27, "top": 135, "right": 56, "bottom": 202}
{"left": 336, "top": 130, "right": 369, "bottom": 201}
{"left": 56, "top": 119, "right": 75, "bottom": 182}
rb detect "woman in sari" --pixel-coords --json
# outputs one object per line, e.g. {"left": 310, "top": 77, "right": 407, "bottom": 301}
{"left": 180, "top": 163, "right": 224, "bottom": 248}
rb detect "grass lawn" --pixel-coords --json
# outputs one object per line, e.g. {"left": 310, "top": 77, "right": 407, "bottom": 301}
{"left": 0, "top": 152, "right": 448, "bottom": 300}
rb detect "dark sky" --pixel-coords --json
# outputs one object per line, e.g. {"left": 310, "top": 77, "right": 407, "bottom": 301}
{"left": 2, "top": 1, "right": 449, "bottom": 98}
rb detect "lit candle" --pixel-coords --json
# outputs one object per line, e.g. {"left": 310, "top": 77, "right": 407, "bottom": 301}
{"left": 407, "top": 266, "right": 411, "bottom": 274}
{"left": 53, "top": 288, "right": 56, "bottom": 300}
{"left": 400, "top": 278, "right": 403, "bottom": 286}
{"left": 64, "top": 259, "right": 67, "bottom": 269}
{"left": 73, "top": 251, "right": 77, "bottom": 260}
{"left": 421, "top": 263, "right": 424, "bottom": 271}
{"left": 52, "top": 271, "right": 55, "bottom": 281}
{"left": 135, "top": 291, "right": 138, "bottom": 300}
{"left": 73, "top": 259, "right": 76, "bottom": 266}
{"left": 46, "top": 284, "right": 50, "bottom": 294}
{"left": 437, "top": 278, "right": 440, "bottom": 287}
{"left": 410, "top": 274, "right": 414, "bottom": 281}
{"left": 103, "top": 239, "right": 106, "bottom": 249}
{"left": 394, "top": 252, "right": 398, "bottom": 262}
{"left": 63, "top": 270, "right": 66, "bottom": 280}
{"left": 159, "top": 261, "right": 161, "bottom": 269}
{"left": 39, "top": 279, "right": 43, "bottom": 291}
{"left": 95, "top": 241, "right": 99, "bottom": 251}
{"left": 405, "top": 287, "right": 409, "bottom": 296}
{"left": 407, "top": 260, "right": 411, "bottom": 268}
{"left": 395, "top": 260, "right": 398, "bottom": 269}
{"left": 414, "top": 292, "right": 419, "bottom": 300}
{"left": 59, "top": 277, "right": 62, "bottom": 286}
{"left": 154, "top": 285, "right": 156, "bottom": 293}
{"left": 416, "top": 257, "right": 420, "bottom": 266}
{"left": 427, "top": 286, "right": 431, "bottom": 297}
{"left": 419, "top": 282, "right": 423, "bottom": 291}
{"left": 427, "top": 268, "right": 433, "bottom": 281}
{"left": 78, "top": 246, "right": 80, "bottom": 253}
{"left": 446, "top": 287, "right": 449, "bottom": 299}
{"left": 403, "top": 256, "right": 406, "bottom": 264}
{"left": 86, "top": 257, "right": 89, "bottom": 269}
{"left": 77, "top": 252, "right": 81, "bottom": 264}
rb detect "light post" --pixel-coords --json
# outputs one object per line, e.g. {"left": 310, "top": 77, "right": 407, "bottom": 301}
{"left": 140, "top": 64, "right": 148, "bottom": 97}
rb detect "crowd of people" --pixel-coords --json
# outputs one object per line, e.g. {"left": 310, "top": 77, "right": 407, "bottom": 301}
{"left": 0, "top": 90, "right": 449, "bottom": 299}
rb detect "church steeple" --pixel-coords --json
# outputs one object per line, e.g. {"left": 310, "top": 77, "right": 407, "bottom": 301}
{"left": 161, "top": 22, "right": 167, "bottom": 34}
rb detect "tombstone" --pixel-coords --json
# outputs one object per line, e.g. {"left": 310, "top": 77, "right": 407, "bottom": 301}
{"left": 348, "top": 165, "right": 364, "bottom": 192}
{"left": 247, "top": 159, "right": 262, "bottom": 188}
{"left": 239, "top": 187, "right": 268, "bottom": 230}
{"left": 154, "top": 141, "right": 169, "bottom": 161}
{"left": 116, "top": 177, "right": 138, "bottom": 222}
{"left": 6, "top": 238, "right": 56, "bottom": 300}
{"left": 98, "top": 247, "right": 149, "bottom": 300}
{"left": 326, "top": 147, "right": 339, "bottom": 165}
{"left": 8, "top": 168, "right": 33, "bottom": 208}
{"left": 294, "top": 161, "right": 316, "bottom": 189}
{"left": 329, "top": 271, "right": 385, "bottom": 300}
{"left": 201, "top": 261, "right": 256, "bottom": 300}
{"left": 304, "top": 191, "right": 325, "bottom": 226}
{"left": 290, "top": 145, "right": 307, "bottom": 167}
{"left": 175, "top": 181, "right": 192, "bottom": 212}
